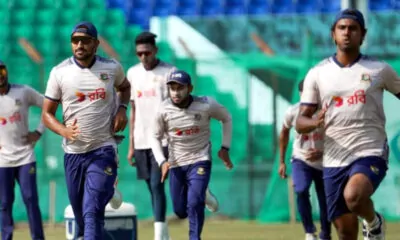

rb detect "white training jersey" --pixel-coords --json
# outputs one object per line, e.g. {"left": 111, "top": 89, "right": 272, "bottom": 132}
{"left": 151, "top": 96, "right": 232, "bottom": 168}
{"left": 301, "top": 55, "right": 400, "bottom": 167}
{"left": 0, "top": 84, "right": 45, "bottom": 167}
{"left": 127, "top": 61, "right": 175, "bottom": 149}
{"left": 283, "top": 103, "right": 323, "bottom": 170}
{"left": 45, "top": 56, "right": 125, "bottom": 154}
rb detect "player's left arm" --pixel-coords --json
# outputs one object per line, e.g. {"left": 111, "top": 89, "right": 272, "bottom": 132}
{"left": 150, "top": 108, "right": 167, "bottom": 167}
{"left": 381, "top": 64, "right": 400, "bottom": 99}
{"left": 113, "top": 62, "right": 131, "bottom": 132}
{"left": 208, "top": 97, "right": 233, "bottom": 169}
{"left": 25, "top": 86, "right": 45, "bottom": 144}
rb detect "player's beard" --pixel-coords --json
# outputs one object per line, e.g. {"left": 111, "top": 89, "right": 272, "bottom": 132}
{"left": 170, "top": 87, "right": 191, "bottom": 108}
{"left": 74, "top": 47, "right": 94, "bottom": 61}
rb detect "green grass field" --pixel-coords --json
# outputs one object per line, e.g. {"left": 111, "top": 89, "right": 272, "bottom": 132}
{"left": 13, "top": 220, "right": 400, "bottom": 239}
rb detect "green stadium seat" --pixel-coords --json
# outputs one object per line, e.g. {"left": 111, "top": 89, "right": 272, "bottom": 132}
{"left": 0, "top": 0, "right": 13, "bottom": 9}
{"left": 38, "top": 0, "right": 61, "bottom": 8}
{"left": 0, "top": 8, "right": 10, "bottom": 25}
{"left": 106, "top": 9, "right": 126, "bottom": 25}
{"left": 84, "top": 0, "right": 105, "bottom": 8}
{"left": 35, "top": 9, "right": 59, "bottom": 25}
{"left": 34, "top": 25, "right": 57, "bottom": 41}
{"left": 0, "top": 42, "right": 11, "bottom": 59}
{"left": 11, "top": 25, "right": 34, "bottom": 40}
{"left": 58, "top": 9, "right": 82, "bottom": 25}
{"left": 12, "top": 0, "right": 36, "bottom": 9}
{"left": 61, "top": 0, "right": 85, "bottom": 9}
{"left": 36, "top": 40, "right": 60, "bottom": 59}
{"left": 0, "top": 25, "right": 10, "bottom": 42}
{"left": 125, "top": 25, "right": 142, "bottom": 41}
{"left": 11, "top": 9, "right": 35, "bottom": 25}
{"left": 82, "top": 8, "right": 107, "bottom": 26}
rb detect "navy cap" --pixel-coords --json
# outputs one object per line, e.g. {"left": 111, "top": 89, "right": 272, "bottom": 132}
{"left": 167, "top": 70, "right": 192, "bottom": 85}
{"left": 71, "top": 21, "right": 98, "bottom": 39}
{"left": 333, "top": 9, "right": 366, "bottom": 30}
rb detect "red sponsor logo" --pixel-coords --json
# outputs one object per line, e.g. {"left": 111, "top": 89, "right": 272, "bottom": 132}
{"left": 137, "top": 89, "right": 156, "bottom": 98}
{"left": 76, "top": 88, "right": 106, "bottom": 102}
{"left": 332, "top": 90, "right": 366, "bottom": 107}
{"left": 299, "top": 132, "right": 323, "bottom": 141}
{"left": 0, "top": 112, "right": 22, "bottom": 126}
{"left": 175, "top": 126, "right": 200, "bottom": 136}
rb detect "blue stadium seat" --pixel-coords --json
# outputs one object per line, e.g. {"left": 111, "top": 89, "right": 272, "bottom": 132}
{"left": 392, "top": 0, "right": 400, "bottom": 9}
{"left": 248, "top": 0, "right": 271, "bottom": 15}
{"left": 133, "top": 0, "right": 151, "bottom": 8}
{"left": 320, "top": 0, "right": 340, "bottom": 13}
{"left": 369, "top": 0, "right": 392, "bottom": 11}
{"left": 201, "top": 0, "right": 223, "bottom": 16}
{"left": 271, "top": 0, "right": 295, "bottom": 14}
{"left": 153, "top": 0, "right": 176, "bottom": 16}
{"left": 225, "top": 0, "right": 246, "bottom": 15}
{"left": 106, "top": 0, "right": 125, "bottom": 9}
{"left": 177, "top": 0, "right": 198, "bottom": 16}
{"left": 127, "top": 8, "right": 151, "bottom": 30}
{"left": 296, "top": 0, "right": 320, "bottom": 13}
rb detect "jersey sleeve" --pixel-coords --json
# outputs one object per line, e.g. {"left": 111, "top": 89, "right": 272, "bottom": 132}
{"left": 114, "top": 61, "right": 126, "bottom": 88}
{"left": 282, "top": 106, "right": 294, "bottom": 129}
{"left": 381, "top": 64, "right": 400, "bottom": 98}
{"left": 150, "top": 106, "right": 167, "bottom": 166}
{"left": 300, "top": 68, "right": 320, "bottom": 105}
{"left": 44, "top": 68, "right": 61, "bottom": 101}
{"left": 24, "top": 86, "right": 46, "bottom": 134}
{"left": 208, "top": 97, "right": 232, "bottom": 148}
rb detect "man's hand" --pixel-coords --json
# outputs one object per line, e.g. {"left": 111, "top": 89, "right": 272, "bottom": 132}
{"left": 305, "top": 148, "right": 323, "bottom": 162}
{"left": 22, "top": 131, "right": 41, "bottom": 146}
{"left": 218, "top": 148, "right": 233, "bottom": 170}
{"left": 314, "top": 107, "right": 327, "bottom": 129}
{"left": 62, "top": 119, "right": 80, "bottom": 141}
{"left": 278, "top": 162, "right": 287, "bottom": 179}
{"left": 161, "top": 161, "right": 170, "bottom": 183}
{"left": 127, "top": 147, "right": 135, "bottom": 167}
{"left": 113, "top": 107, "right": 128, "bottom": 133}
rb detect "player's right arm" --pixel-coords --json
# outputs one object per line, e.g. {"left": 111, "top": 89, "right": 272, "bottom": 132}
{"left": 150, "top": 107, "right": 167, "bottom": 167}
{"left": 127, "top": 100, "right": 135, "bottom": 165}
{"left": 295, "top": 69, "right": 323, "bottom": 134}
{"left": 41, "top": 68, "right": 78, "bottom": 140}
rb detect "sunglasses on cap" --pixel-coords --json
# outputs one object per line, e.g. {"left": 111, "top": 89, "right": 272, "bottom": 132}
{"left": 136, "top": 51, "right": 152, "bottom": 57}
{"left": 71, "top": 36, "right": 95, "bottom": 44}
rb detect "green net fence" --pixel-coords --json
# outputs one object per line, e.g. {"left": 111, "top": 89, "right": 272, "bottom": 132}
{"left": 5, "top": 12, "right": 400, "bottom": 224}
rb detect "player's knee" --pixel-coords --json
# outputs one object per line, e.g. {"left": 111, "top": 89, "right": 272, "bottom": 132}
{"left": 343, "top": 188, "right": 363, "bottom": 211}
{"left": 296, "top": 189, "right": 310, "bottom": 199}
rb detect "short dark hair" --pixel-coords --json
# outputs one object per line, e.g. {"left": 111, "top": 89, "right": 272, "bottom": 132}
{"left": 135, "top": 32, "right": 157, "bottom": 46}
{"left": 298, "top": 80, "right": 304, "bottom": 92}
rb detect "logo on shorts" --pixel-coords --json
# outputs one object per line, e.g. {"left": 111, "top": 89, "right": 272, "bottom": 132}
{"left": 197, "top": 167, "right": 205, "bottom": 175}
{"left": 29, "top": 166, "right": 35, "bottom": 174}
{"left": 370, "top": 165, "right": 379, "bottom": 175}
{"left": 15, "top": 99, "right": 22, "bottom": 106}
{"left": 104, "top": 166, "right": 113, "bottom": 176}
{"left": 193, "top": 113, "right": 202, "bottom": 121}
{"left": 100, "top": 73, "right": 109, "bottom": 81}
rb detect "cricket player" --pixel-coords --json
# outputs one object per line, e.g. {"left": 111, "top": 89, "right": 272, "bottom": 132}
{"left": 151, "top": 70, "right": 233, "bottom": 240}
{"left": 0, "top": 60, "right": 45, "bottom": 240}
{"left": 127, "top": 32, "right": 219, "bottom": 240}
{"left": 41, "top": 22, "right": 131, "bottom": 240}
{"left": 296, "top": 9, "right": 400, "bottom": 240}
{"left": 279, "top": 80, "right": 331, "bottom": 240}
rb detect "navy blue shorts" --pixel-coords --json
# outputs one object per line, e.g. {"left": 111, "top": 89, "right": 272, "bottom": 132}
{"left": 323, "top": 156, "right": 388, "bottom": 221}
{"left": 134, "top": 147, "right": 168, "bottom": 180}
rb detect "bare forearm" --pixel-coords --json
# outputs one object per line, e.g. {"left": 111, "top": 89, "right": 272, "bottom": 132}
{"left": 221, "top": 119, "right": 232, "bottom": 148}
{"left": 295, "top": 115, "right": 318, "bottom": 134}
{"left": 128, "top": 106, "right": 135, "bottom": 148}
{"left": 118, "top": 87, "right": 131, "bottom": 105}
{"left": 42, "top": 112, "right": 66, "bottom": 137}
{"left": 279, "top": 137, "right": 289, "bottom": 164}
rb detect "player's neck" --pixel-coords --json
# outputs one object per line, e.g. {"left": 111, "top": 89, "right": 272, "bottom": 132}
{"left": 0, "top": 83, "right": 10, "bottom": 95}
{"left": 144, "top": 59, "right": 160, "bottom": 71}
{"left": 335, "top": 51, "right": 361, "bottom": 67}
{"left": 74, "top": 55, "right": 97, "bottom": 69}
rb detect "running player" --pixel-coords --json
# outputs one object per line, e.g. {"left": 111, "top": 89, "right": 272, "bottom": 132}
{"left": 42, "top": 22, "right": 131, "bottom": 240}
{"left": 0, "top": 60, "right": 45, "bottom": 240}
{"left": 279, "top": 80, "right": 331, "bottom": 240}
{"left": 296, "top": 9, "right": 400, "bottom": 240}
{"left": 151, "top": 70, "right": 233, "bottom": 240}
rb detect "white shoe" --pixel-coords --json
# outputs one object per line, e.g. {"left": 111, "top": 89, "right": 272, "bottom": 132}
{"left": 305, "top": 233, "right": 317, "bottom": 240}
{"left": 362, "top": 213, "right": 385, "bottom": 240}
{"left": 205, "top": 188, "right": 219, "bottom": 212}
{"left": 109, "top": 188, "right": 122, "bottom": 210}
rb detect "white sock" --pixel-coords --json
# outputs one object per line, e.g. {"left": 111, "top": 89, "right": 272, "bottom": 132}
{"left": 367, "top": 214, "right": 380, "bottom": 229}
{"left": 154, "top": 222, "right": 169, "bottom": 240}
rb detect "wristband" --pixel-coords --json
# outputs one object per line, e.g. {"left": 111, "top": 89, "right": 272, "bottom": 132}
{"left": 119, "top": 104, "right": 128, "bottom": 110}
